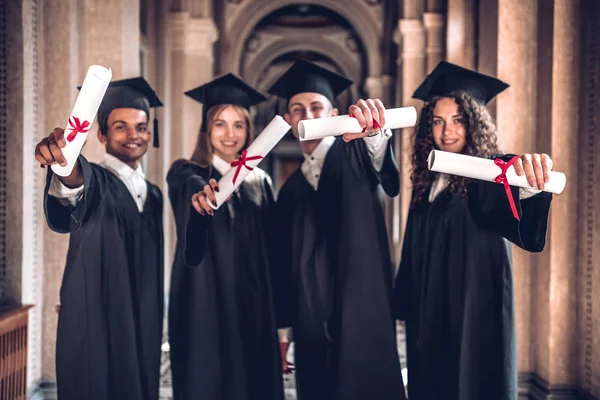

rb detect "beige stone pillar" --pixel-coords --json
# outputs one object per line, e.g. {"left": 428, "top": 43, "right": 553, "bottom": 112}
{"left": 547, "top": 0, "right": 579, "bottom": 385}
{"left": 496, "top": 0, "right": 537, "bottom": 373}
{"left": 165, "top": 12, "right": 217, "bottom": 291}
{"left": 78, "top": 0, "right": 141, "bottom": 164}
{"left": 365, "top": 75, "right": 394, "bottom": 105}
{"left": 423, "top": 12, "right": 444, "bottom": 72}
{"left": 167, "top": 12, "right": 218, "bottom": 162}
{"left": 6, "top": 0, "right": 45, "bottom": 386}
{"left": 394, "top": 18, "right": 426, "bottom": 265}
{"left": 446, "top": 0, "right": 476, "bottom": 69}
{"left": 35, "top": 0, "right": 142, "bottom": 381}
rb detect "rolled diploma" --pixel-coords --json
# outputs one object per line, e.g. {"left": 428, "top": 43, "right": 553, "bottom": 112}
{"left": 51, "top": 65, "right": 112, "bottom": 177}
{"left": 427, "top": 150, "right": 566, "bottom": 194}
{"left": 298, "top": 106, "right": 418, "bottom": 141}
{"left": 209, "top": 115, "right": 291, "bottom": 209}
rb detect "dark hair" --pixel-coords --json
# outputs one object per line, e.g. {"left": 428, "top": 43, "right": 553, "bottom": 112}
{"left": 190, "top": 104, "right": 254, "bottom": 167}
{"left": 411, "top": 92, "right": 500, "bottom": 204}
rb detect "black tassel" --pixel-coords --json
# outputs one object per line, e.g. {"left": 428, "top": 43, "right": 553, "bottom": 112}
{"left": 153, "top": 114, "right": 159, "bottom": 148}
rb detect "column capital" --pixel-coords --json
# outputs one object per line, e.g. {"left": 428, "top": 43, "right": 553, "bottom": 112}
{"left": 423, "top": 12, "right": 444, "bottom": 28}
{"left": 186, "top": 18, "right": 219, "bottom": 56}
{"left": 169, "top": 13, "right": 219, "bottom": 56}
{"left": 396, "top": 19, "right": 426, "bottom": 60}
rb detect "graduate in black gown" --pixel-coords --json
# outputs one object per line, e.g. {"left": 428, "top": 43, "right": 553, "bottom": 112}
{"left": 392, "top": 61, "right": 555, "bottom": 400}
{"left": 268, "top": 60, "right": 406, "bottom": 400}
{"left": 167, "top": 73, "right": 284, "bottom": 400}
{"left": 35, "top": 77, "right": 164, "bottom": 400}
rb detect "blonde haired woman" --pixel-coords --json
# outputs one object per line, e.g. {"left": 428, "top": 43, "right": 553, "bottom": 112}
{"left": 167, "top": 74, "right": 283, "bottom": 400}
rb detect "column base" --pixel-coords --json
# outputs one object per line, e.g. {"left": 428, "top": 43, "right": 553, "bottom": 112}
{"left": 518, "top": 373, "right": 598, "bottom": 400}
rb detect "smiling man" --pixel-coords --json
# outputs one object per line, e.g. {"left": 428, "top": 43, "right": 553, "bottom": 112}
{"left": 268, "top": 60, "right": 405, "bottom": 400}
{"left": 35, "top": 77, "right": 164, "bottom": 400}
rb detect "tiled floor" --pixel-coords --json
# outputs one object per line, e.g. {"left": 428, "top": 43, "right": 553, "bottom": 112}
{"left": 158, "top": 322, "right": 408, "bottom": 400}
{"left": 31, "top": 322, "right": 407, "bottom": 399}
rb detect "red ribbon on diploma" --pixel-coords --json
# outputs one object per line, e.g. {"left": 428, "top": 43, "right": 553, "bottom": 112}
{"left": 230, "top": 150, "right": 263, "bottom": 184}
{"left": 66, "top": 117, "right": 91, "bottom": 142}
{"left": 349, "top": 113, "right": 381, "bottom": 133}
{"left": 494, "top": 156, "right": 521, "bottom": 221}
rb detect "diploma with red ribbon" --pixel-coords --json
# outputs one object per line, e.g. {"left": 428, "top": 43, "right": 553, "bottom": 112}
{"left": 297, "top": 106, "right": 418, "bottom": 141}
{"left": 427, "top": 150, "right": 566, "bottom": 219}
{"left": 209, "top": 115, "right": 291, "bottom": 210}
{"left": 51, "top": 65, "right": 112, "bottom": 177}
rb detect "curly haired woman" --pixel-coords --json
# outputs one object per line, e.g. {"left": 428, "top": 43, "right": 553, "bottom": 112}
{"left": 393, "top": 62, "right": 554, "bottom": 400}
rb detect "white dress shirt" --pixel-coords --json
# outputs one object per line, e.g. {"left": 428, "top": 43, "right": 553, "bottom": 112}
{"left": 301, "top": 129, "right": 393, "bottom": 191}
{"left": 48, "top": 153, "right": 148, "bottom": 212}
{"left": 211, "top": 153, "right": 271, "bottom": 208}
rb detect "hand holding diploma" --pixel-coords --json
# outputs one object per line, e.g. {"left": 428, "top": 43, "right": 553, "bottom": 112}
{"left": 51, "top": 65, "right": 112, "bottom": 177}
{"left": 297, "top": 98, "right": 418, "bottom": 141}
{"left": 191, "top": 115, "right": 291, "bottom": 214}
{"left": 428, "top": 150, "right": 564, "bottom": 220}
{"left": 35, "top": 127, "right": 84, "bottom": 188}
{"left": 427, "top": 150, "right": 563, "bottom": 193}
{"left": 511, "top": 153, "right": 555, "bottom": 191}
{"left": 191, "top": 179, "right": 223, "bottom": 217}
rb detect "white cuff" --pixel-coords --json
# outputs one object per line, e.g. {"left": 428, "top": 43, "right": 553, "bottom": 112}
{"left": 519, "top": 186, "right": 542, "bottom": 200}
{"left": 278, "top": 328, "right": 291, "bottom": 343}
{"left": 363, "top": 128, "right": 392, "bottom": 172}
{"left": 48, "top": 174, "right": 84, "bottom": 207}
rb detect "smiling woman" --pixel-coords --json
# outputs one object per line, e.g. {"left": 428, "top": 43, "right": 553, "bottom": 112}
{"left": 191, "top": 104, "right": 253, "bottom": 166}
{"left": 166, "top": 73, "right": 284, "bottom": 400}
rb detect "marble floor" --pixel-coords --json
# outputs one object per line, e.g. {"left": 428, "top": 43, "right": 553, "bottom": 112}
{"left": 158, "top": 322, "right": 408, "bottom": 400}
{"left": 29, "top": 322, "right": 407, "bottom": 399}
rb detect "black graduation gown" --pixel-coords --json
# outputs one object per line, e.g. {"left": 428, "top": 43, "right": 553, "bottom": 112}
{"left": 392, "top": 169, "right": 553, "bottom": 400}
{"left": 166, "top": 160, "right": 284, "bottom": 400}
{"left": 273, "top": 138, "right": 406, "bottom": 400}
{"left": 44, "top": 156, "right": 164, "bottom": 400}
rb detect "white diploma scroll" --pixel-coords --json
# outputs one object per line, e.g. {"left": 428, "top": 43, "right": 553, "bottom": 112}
{"left": 209, "top": 115, "right": 291, "bottom": 209}
{"left": 427, "top": 150, "right": 566, "bottom": 194}
{"left": 297, "top": 106, "right": 418, "bottom": 141}
{"left": 51, "top": 65, "right": 112, "bottom": 177}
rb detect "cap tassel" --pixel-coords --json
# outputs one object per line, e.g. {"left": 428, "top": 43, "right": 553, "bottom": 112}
{"left": 153, "top": 110, "right": 159, "bottom": 148}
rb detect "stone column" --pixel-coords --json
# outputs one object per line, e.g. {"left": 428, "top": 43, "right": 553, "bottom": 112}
{"left": 423, "top": 12, "right": 444, "bottom": 72}
{"left": 365, "top": 75, "right": 394, "bottom": 105}
{"left": 496, "top": 0, "right": 537, "bottom": 372}
{"left": 167, "top": 12, "right": 218, "bottom": 162}
{"left": 78, "top": 0, "right": 141, "bottom": 164}
{"left": 165, "top": 12, "right": 217, "bottom": 291}
{"left": 446, "top": 0, "right": 476, "bottom": 69}
{"left": 36, "top": 0, "right": 143, "bottom": 382}
{"left": 6, "top": 0, "right": 45, "bottom": 386}
{"left": 547, "top": 0, "right": 579, "bottom": 385}
{"left": 394, "top": 18, "right": 426, "bottom": 265}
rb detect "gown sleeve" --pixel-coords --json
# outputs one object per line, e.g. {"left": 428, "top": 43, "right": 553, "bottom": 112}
{"left": 167, "top": 162, "right": 211, "bottom": 267}
{"left": 269, "top": 183, "right": 296, "bottom": 329}
{"left": 44, "top": 155, "right": 100, "bottom": 233}
{"left": 469, "top": 155, "right": 553, "bottom": 252}
{"left": 342, "top": 138, "right": 400, "bottom": 198}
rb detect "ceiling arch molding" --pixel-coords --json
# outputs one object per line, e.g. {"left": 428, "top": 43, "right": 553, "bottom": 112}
{"left": 222, "top": 0, "right": 382, "bottom": 77}
{"left": 243, "top": 37, "right": 362, "bottom": 90}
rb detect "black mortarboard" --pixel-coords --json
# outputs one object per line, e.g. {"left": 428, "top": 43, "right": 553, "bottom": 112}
{"left": 267, "top": 59, "right": 353, "bottom": 105}
{"left": 412, "top": 61, "right": 509, "bottom": 104}
{"left": 87, "top": 76, "right": 163, "bottom": 147}
{"left": 184, "top": 73, "right": 267, "bottom": 132}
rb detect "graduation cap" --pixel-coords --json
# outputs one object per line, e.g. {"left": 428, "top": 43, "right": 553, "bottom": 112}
{"left": 412, "top": 61, "right": 509, "bottom": 104}
{"left": 86, "top": 77, "right": 163, "bottom": 147}
{"left": 268, "top": 59, "right": 353, "bottom": 105}
{"left": 184, "top": 73, "right": 268, "bottom": 132}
